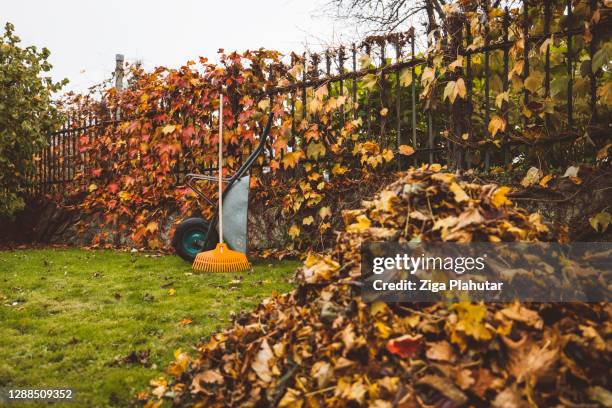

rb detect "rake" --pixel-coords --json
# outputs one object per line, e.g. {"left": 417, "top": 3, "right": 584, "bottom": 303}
{"left": 192, "top": 93, "right": 251, "bottom": 273}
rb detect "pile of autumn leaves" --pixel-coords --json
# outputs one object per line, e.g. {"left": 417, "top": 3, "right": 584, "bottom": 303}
{"left": 144, "top": 166, "right": 611, "bottom": 408}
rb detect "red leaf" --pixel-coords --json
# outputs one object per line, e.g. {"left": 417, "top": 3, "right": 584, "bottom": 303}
{"left": 386, "top": 334, "right": 423, "bottom": 358}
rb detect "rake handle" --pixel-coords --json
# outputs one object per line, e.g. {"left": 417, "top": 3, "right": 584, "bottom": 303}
{"left": 219, "top": 93, "right": 223, "bottom": 245}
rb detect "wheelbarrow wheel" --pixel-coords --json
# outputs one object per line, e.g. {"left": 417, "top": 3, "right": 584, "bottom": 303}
{"left": 172, "top": 217, "right": 218, "bottom": 263}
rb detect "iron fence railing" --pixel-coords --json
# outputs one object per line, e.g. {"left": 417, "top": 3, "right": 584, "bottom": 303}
{"left": 30, "top": 0, "right": 609, "bottom": 196}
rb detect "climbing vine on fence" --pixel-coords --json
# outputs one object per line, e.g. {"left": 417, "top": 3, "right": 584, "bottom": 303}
{"left": 58, "top": 0, "right": 611, "bottom": 250}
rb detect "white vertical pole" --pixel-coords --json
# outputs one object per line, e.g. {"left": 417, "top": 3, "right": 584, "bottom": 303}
{"left": 218, "top": 93, "right": 223, "bottom": 245}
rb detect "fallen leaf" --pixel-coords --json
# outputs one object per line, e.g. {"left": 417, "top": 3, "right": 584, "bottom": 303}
{"left": 386, "top": 334, "right": 423, "bottom": 358}
{"left": 449, "top": 182, "right": 470, "bottom": 202}
{"left": 251, "top": 339, "right": 275, "bottom": 383}
{"left": 520, "top": 166, "right": 542, "bottom": 187}
{"left": 426, "top": 341, "right": 455, "bottom": 362}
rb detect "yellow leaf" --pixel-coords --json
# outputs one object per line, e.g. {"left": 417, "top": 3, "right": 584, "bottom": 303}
{"left": 319, "top": 206, "right": 332, "bottom": 220}
{"left": 288, "top": 224, "right": 300, "bottom": 239}
{"left": 399, "top": 68, "right": 413, "bottom": 86}
{"left": 597, "top": 143, "right": 611, "bottom": 160}
{"left": 443, "top": 80, "right": 457, "bottom": 103}
{"left": 282, "top": 151, "right": 303, "bottom": 169}
{"left": 145, "top": 221, "right": 158, "bottom": 233}
{"left": 452, "top": 302, "right": 492, "bottom": 342}
{"left": 168, "top": 288, "right": 176, "bottom": 296}
{"left": 306, "top": 142, "right": 326, "bottom": 160}
{"left": 449, "top": 55, "right": 464, "bottom": 71}
{"left": 398, "top": 145, "right": 415, "bottom": 156}
{"left": 421, "top": 67, "right": 435, "bottom": 86}
{"left": 524, "top": 71, "right": 544, "bottom": 93}
{"left": 162, "top": 124, "right": 176, "bottom": 135}
{"left": 589, "top": 211, "right": 611, "bottom": 233}
{"left": 490, "top": 186, "right": 512, "bottom": 208}
{"left": 257, "top": 99, "right": 270, "bottom": 110}
{"left": 332, "top": 163, "right": 348, "bottom": 176}
{"left": 380, "top": 107, "right": 389, "bottom": 117}
{"left": 495, "top": 91, "right": 509, "bottom": 108}
{"left": 539, "top": 174, "right": 553, "bottom": 187}
{"left": 347, "top": 215, "right": 371, "bottom": 232}
{"left": 382, "top": 148, "right": 394, "bottom": 162}
{"left": 88, "top": 183, "right": 98, "bottom": 192}
{"left": 119, "top": 191, "right": 132, "bottom": 201}
{"left": 449, "top": 182, "right": 469, "bottom": 202}
{"left": 488, "top": 115, "right": 506, "bottom": 137}
{"left": 363, "top": 73, "right": 378, "bottom": 90}
{"left": 370, "top": 301, "right": 389, "bottom": 316}
{"left": 456, "top": 77, "right": 467, "bottom": 99}
{"left": 302, "top": 216, "right": 314, "bottom": 226}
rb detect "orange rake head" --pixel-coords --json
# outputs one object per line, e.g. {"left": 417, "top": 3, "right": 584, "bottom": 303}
{"left": 192, "top": 243, "right": 251, "bottom": 273}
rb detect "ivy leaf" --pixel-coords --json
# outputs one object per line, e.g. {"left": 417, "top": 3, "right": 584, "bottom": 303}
{"left": 495, "top": 91, "right": 509, "bottom": 108}
{"left": 281, "top": 151, "right": 303, "bottom": 169}
{"left": 162, "top": 124, "right": 176, "bottom": 135}
{"left": 382, "top": 149, "right": 394, "bottom": 162}
{"left": 591, "top": 42, "right": 611, "bottom": 73}
{"left": 488, "top": 115, "right": 506, "bottom": 137}
{"left": 398, "top": 145, "right": 415, "bottom": 156}
{"left": 443, "top": 81, "right": 457, "bottom": 103}
{"left": 363, "top": 73, "right": 378, "bottom": 90}
{"left": 456, "top": 78, "right": 467, "bottom": 99}
{"left": 399, "top": 68, "right": 413, "bottom": 86}
{"left": 306, "top": 142, "right": 326, "bottom": 160}
{"left": 524, "top": 71, "right": 544, "bottom": 93}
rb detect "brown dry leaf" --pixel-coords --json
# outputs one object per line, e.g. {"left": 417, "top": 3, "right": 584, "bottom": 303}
{"left": 193, "top": 369, "right": 224, "bottom": 387}
{"left": 492, "top": 386, "right": 526, "bottom": 408}
{"left": 252, "top": 339, "right": 275, "bottom": 383}
{"left": 425, "top": 341, "right": 455, "bottom": 362}
{"left": 449, "top": 182, "right": 470, "bottom": 202}
{"left": 311, "top": 361, "right": 333, "bottom": 388}
{"left": 455, "top": 368, "right": 475, "bottom": 390}
{"left": 579, "top": 324, "right": 606, "bottom": 351}
{"left": 453, "top": 207, "right": 484, "bottom": 231}
{"left": 498, "top": 302, "right": 543, "bottom": 329}
{"left": 278, "top": 388, "right": 303, "bottom": 408}
{"left": 520, "top": 166, "right": 542, "bottom": 187}
{"left": 417, "top": 375, "right": 468, "bottom": 406}
{"left": 507, "top": 339, "right": 558, "bottom": 384}
{"left": 335, "top": 377, "right": 368, "bottom": 403}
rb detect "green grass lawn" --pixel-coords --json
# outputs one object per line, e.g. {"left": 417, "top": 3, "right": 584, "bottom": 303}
{"left": 0, "top": 248, "right": 299, "bottom": 407}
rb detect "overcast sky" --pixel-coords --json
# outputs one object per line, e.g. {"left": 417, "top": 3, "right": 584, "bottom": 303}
{"left": 3, "top": 0, "right": 361, "bottom": 93}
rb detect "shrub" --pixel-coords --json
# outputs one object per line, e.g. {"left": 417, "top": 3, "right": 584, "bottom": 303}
{"left": 0, "top": 22, "right": 66, "bottom": 217}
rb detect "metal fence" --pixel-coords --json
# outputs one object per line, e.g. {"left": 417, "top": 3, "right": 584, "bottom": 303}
{"left": 31, "top": 0, "right": 608, "bottom": 196}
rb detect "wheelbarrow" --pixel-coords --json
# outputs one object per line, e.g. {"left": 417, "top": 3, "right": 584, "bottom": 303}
{"left": 172, "top": 110, "right": 274, "bottom": 262}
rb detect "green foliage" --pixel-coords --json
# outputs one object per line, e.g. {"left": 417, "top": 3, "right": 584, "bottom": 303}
{"left": 0, "top": 22, "right": 66, "bottom": 217}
